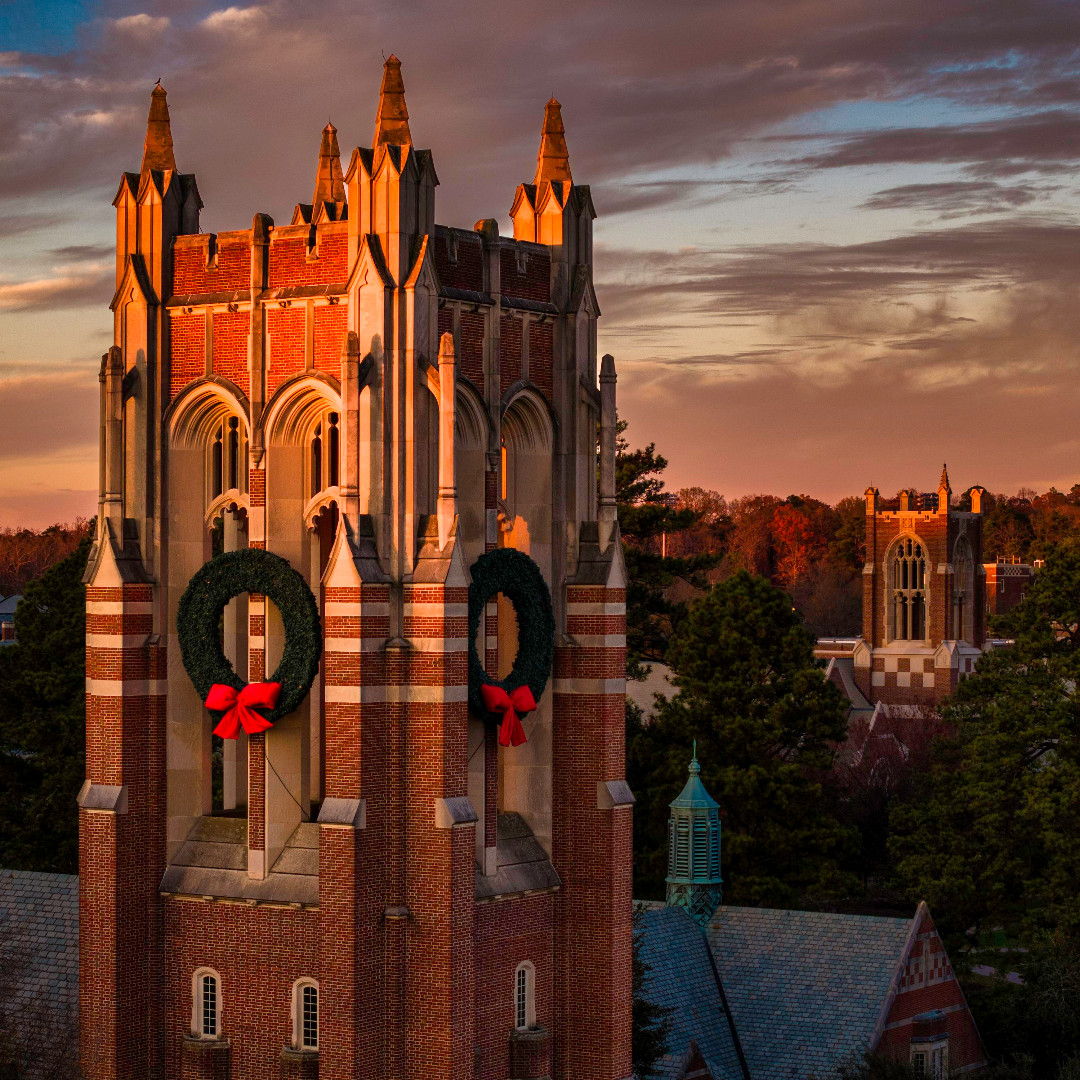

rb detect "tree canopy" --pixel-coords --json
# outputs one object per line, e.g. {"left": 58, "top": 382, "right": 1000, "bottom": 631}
{"left": 615, "top": 418, "right": 712, "bottom": 675}
{"left": 628, "top": 571, "right": 856, "bottom": 905}
{"left": 0, "top": 534, "right": 89, "bottom": 873}
{"left": 893, "top": 538, "right": 1080, "bottom": 946}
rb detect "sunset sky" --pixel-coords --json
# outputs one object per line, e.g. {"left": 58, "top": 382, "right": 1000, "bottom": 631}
{"left": 2, "top": 0, "right": 1080, "bottom": 527}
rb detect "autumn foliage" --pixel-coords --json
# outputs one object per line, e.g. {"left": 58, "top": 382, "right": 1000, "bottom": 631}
{"left": 0, "top": 521, "right": 91, "bottom": 597}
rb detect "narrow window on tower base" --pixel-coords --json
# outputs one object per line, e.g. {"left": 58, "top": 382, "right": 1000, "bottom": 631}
{"left": 191, "top": 968, "right": 222, "bottom": 1040}
{"left": 292, "top": 978, "right": 319, "bottom": 1051}
{"left": 514, "top": 961, "right": 536, "bottom": 1031}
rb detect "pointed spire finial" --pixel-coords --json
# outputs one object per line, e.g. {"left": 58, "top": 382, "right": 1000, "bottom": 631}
{"left": 312, "top": 119, "right": 345, "bottom": 209}
{"left": 141, "top": 82, "right": 176, "bottom": 173}
{"left": 940, "top": 463, "right": 950, "bottom": 491}
{"left": 373, "top": 54, "right": 412, "bottom": 148}
{"left": 689, "top": 742, "right": 700, "bottom": 776}
{"left": 534, "top": 97, "right": 571, "bottom": 184}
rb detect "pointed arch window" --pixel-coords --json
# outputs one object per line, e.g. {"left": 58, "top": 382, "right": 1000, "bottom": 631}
{"left": 227, "top": 417, "right": 240, "bottom": 491}
{"left": 309, "top": 410, "right": 340, "bottom": 498}
{"left": 208, "top": 413, "right": 247, "bottom": 501}
{"left": 212, "top": 427, "right": 224, "bottom": 499}
{"left": 890, "top": 537, "right": 927, "bottom": 642}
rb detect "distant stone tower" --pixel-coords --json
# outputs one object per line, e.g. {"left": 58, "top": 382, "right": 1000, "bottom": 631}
{"left": 665, "top": 747, "right": 723, "bottom": 927}
{"left": 855, "top": 467, "right": 986, "bottom": 707}
{"left": 79, "top": 58, "right": 632, "bottom": 1080}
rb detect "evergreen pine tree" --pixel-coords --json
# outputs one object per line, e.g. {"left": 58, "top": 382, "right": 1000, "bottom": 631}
{"left": 0, "top": 534, "right": 89, "bottom": 872}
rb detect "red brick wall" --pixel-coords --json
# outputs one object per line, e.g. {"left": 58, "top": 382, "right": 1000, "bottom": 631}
{"left": 434, "top": 232, "right": 484, "bottom": 292}
{"left": 163, "top": 901, "right": 318, "bottom": 1080}
{"left": 500, "top": 248, "right": 550, "bottom": 302}
{"left": 314, "top": 305, "right": 347, "bottom": 375}
{"left": 474, "top": 894, "right": 555, "bottom": 1080}
{"left": 501, "top": 316, "right": 522, "bottom": 396}
{"left": 552, "top": 583, "right": 633, "bottom": 1080}
{"left": 267, "top": 308, "right": 305, "bottom": 398}
{"left": 169, "top": 314, "right": 205, "bottom": 401}
{"left": 529, "top": 321, "right": 553, "bottom": 400}
{"left": 876, "top": 914, "right": 985, "bottom": 1070}
{"left": 212, "top": 312, "right": 250, "bottom": 396}
{"left": 173, "top": 244, "right": 208, "bottom": 295}
{"left": 82, "top": 581, "right": 166, "bottom": 1080}
{"left": 461, "top": 311, "right": 485, "bottom": 388}
{"left": 214, "top": 240, "right": 252, "bottom": 290}
{"left": 985, "top": 564, "right": 1033, "bottom": 616}
{"left": 173, "top": 237, "right": 251, "bottom": 294}
{"left": 269, "top": 232, "right": 348, "bottom": 288}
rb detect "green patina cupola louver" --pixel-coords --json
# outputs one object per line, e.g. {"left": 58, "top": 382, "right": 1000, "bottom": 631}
{"left": 665, "top": 742, "right": 723, "bottom": 926}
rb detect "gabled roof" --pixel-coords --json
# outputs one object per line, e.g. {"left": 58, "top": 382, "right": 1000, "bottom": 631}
{"left": 706, "top": 905, "right": 916, "bottom": 1080}
{"left": 0, "top": 870, "right": 79, "bottom": 1018}
{"left": 637, "top": 906, "right": 749, "bottom": 1080}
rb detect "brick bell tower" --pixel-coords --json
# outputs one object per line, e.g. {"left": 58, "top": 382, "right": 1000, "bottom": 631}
{"left": 80, "top": 59, "right": 632, "bottom": 1080}
{"left": 854, "top": 467, "right": 987, "bottom": 708}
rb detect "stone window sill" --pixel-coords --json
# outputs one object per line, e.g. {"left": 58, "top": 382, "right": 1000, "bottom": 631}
{"left": 182, "top": 1035, "right": 230, "bottom": 1052}
{"left": 509, "top": 1024, "right": 549, "bottom": 1045}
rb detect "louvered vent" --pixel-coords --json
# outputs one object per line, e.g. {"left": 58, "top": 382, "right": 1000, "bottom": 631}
{"left": 674, "top": 819, "right": 690, "bottom": 877}
{"left": 692, "top": 819, "right": 709, "bottom": 878}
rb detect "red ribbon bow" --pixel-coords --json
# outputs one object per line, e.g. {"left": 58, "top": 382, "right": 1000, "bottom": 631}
{"left": 481, "top": 684, "right": 537, "bottom": 747}
{"left": 205, "top": 682, "right": 281, "bottom": 740}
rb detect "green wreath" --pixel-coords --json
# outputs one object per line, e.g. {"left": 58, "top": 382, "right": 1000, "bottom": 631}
{"left": 177, "top": 549, "right": 322, "bottom": 727}
{"left": 468, "top": 548, "right": 555, "bottom": 744}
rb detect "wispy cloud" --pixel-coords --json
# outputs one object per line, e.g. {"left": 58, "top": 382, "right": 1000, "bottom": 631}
{"left": 199, "top": 6, "right": 268, "bottom": 33}
{"left": 109, "top": 14, "right": 171, "bottom": 39}
{"left": 859, "top": 180, "right": 1056, "bottom": 217}
{"left": 0, "top": 262, "right": 111, "bottom": 311}
{"left": 2, "top": 0, "right": 1080, "bottom": 514}
{"left": 793, "top": 111, "right": 1080, "bottom": 175}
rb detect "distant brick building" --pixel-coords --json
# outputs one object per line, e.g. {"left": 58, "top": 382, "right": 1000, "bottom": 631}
{"left": 818, "top": 476, "right": 1038, "bottom": 740}
{"left": 637, "top": 757, "right": 987, "bottom": 1079}
{"left": 983, "top": 556, "right": 1036, "bottom": 620}
{"left": 852, "top": 469, "right": 987, "bottom": 708}
{"left": 80, "top": 58, "right": 631, "bottom": 1080}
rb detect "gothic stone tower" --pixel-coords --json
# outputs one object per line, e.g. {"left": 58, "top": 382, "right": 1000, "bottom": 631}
{"left": 79, "top": 59, "right": 632, "bottom": 1080}
{"left": 854, "top": 468, "right": 986, "bottom": 707}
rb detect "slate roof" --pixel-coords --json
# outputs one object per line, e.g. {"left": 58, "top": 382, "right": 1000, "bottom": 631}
{"left": 0, "top": 869, "right": 79, "bottom": 1017}
{"left": 706, "top": 905, "right": 915, "bottom": 1080}
{"left": 636, "top": 905, "right": 748, "bottom": 1080}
